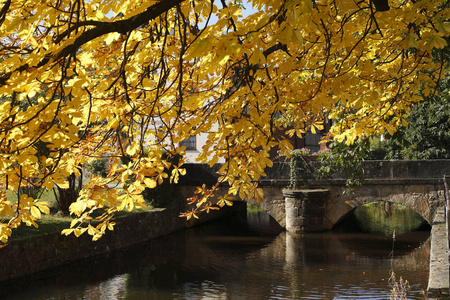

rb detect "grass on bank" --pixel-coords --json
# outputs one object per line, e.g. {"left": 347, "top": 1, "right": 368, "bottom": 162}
{"left": 9, "top": 215, "right": 73, "bottom": 241}
{"left": 11, "top": 193, "right": 252, "bottom": 241}
{"left": 247, "top": 203, "right": 263, "bottom": 214}
{"left": 4, "top": 188, "right": 154, "bottom": 242}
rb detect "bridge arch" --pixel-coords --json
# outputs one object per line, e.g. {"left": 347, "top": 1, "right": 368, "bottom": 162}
{"left": 245, "top": 186, "right": 287, "bottom": 228}
{"left": 331, "top": 200, "right": 431, "bottom": 233}
{"left": 324, "top": 184, "right": 443, "bottom": 229}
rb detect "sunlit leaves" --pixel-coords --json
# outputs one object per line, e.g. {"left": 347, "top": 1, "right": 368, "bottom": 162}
{"left": 421, "top": 31, "right": 448, "bottom": 50}
{"left": 170, "top": 161, "right": 186, "bottom": 184}
{"left": 179, "top": 210, "right": 199, "bottom": 220}
{"left": 0, "top": 223, "right": 11, "bottom": 244}
{"left": 0, "top": 0, "right": 448, "bottom": 241}
{"left": 30, "top": 201, "right": 50, "bottom": 219}
{"left": 217, "top": 194, "right": 234, "bottom": 208}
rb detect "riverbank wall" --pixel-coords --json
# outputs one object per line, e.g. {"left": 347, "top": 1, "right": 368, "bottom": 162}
{"left": 0, "top": 196, "right": 246, "bottom": 283}
{"left": 427, "top": 206, "right": 450, "bottom": 299}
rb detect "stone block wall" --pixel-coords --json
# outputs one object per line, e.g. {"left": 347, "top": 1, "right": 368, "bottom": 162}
{"left": 0, "top": 199, "right": 245, "bottom": 282}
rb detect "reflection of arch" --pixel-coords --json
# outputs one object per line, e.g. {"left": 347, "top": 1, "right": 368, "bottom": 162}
{"left": 334, "top": 230, "right": 431, "bottom": 258}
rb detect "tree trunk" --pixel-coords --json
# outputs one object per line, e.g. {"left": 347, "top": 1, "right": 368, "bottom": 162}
{"left": 54, "top": 172, "right": 83, "bottom": 216}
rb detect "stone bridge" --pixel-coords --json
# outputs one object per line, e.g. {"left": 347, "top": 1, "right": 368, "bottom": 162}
{"left": 252, "top": 160, "right": 449, "bottom": 231}
{"left": 181, "top": 160, "right": 449, "bottom": 230}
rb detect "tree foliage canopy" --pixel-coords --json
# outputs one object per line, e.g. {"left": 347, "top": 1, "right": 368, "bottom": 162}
{"left": 0, "top": 0, "right": 449, "bottom": 241}
{"left": 380, "top": 82, "right": 450, "bottom": 159}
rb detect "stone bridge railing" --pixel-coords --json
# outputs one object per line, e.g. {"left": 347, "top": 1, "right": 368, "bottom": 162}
{"left": 262, "top": 159, "right": 450, "bottom": 185}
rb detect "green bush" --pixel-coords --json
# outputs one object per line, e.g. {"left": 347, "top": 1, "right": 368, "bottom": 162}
{"left": 88, "top": 158, "right": 107, "bottom": 177}
{"left": 142, "top": 180, "right": 178, "bottom": 208}
{"left": 381, "top": 95, "right": 450, "bottom": 159}
{"left": 17, "top": 185, "right": 43, "bottom": 200}
{"left": 289, "top": 148, "right": 315, "bottom": 189}
{"left": 315, "top": 140, "right": 369, "bottom": 193}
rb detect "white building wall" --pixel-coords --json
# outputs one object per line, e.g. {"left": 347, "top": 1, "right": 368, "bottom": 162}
{"left": 183, "top": 123, "right": 225, "bottom": 164}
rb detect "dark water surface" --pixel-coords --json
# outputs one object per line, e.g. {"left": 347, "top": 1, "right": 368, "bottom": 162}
{"left": 0, "top": 210, "right": 430, "bottom": 299}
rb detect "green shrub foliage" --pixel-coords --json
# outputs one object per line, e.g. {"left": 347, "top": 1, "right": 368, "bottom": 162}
{"left": 88, "top": 158, "right": 108, "bottom": 177}
{"left": 382, "top": 92, "right": 450, "bottom": 159}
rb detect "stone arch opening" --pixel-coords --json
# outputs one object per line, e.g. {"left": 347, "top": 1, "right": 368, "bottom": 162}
{"left": 246, "top": 204, "right": 285, "bottom": 235}
{"left": 324, "top": 183, "right": 442, "bottom": 231}
{"left": 244, "top": 186, "right": 288, "bottom": 228}
{"left": 243, "top": 199, "right": 285, "bottom": 229}
{"left": 332, "top": 201, "right": 431, "bottom": 235}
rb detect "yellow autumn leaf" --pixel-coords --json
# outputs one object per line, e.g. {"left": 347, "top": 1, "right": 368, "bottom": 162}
{"left": 61, "top": 229, "right": 74, "bottom": 236}
{"left": 87, "top": 225, "right": 97, "bottom": 236}
{"left": 34, "top": 201, "right": 50, "bottom": 215}
{"left": 107, "top": 222, "right": 115, "bottom": 231}
{"left": 437, "top": 20, "right": 450, "bottom": 33}
{"left": 422, "top": 32, "right": 448, "bottom": 50}
{"left": 144, "top": 178, "right": 157, "bottom": 189}
{"left": 30, "top": 206, "right": 41, "bottom": 219}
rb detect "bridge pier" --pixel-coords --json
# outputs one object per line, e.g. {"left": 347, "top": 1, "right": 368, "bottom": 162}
{"left": 283, "top": 189, "right": 330, "bottom": 232}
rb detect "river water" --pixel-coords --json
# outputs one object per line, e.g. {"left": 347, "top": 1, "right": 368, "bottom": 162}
{"left": 0, "top": 207, "right": 430, "bottom": 300}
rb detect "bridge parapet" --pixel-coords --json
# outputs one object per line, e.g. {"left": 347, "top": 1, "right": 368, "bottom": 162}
{"left": 264, "top": 160, "right": 450, "bottom": 184}
{"left": 427, "top": 205, "right": 450, "bottom": 299}
{"left": 179, "top": 160, "right": 450, "bottom": 187}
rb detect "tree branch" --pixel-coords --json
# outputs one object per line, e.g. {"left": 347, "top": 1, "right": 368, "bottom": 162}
{"left": 263, "top": 42, "right": 289, "bottom": 57}
{"left": 0, "top": 0, "right": 185, "bottom": 87}
{"left": 0, "top": 0, "right": 11, "bottom": 27}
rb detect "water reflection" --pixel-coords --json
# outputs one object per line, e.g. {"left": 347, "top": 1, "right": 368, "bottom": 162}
{"left": 84, "top": 274, "right": 128, "bottom": 299}
{"left": 0, "top": 209, "right": 430, "bottom": 300}
{"left": 284, "top": 231, "right": 429, "bottom": 299}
